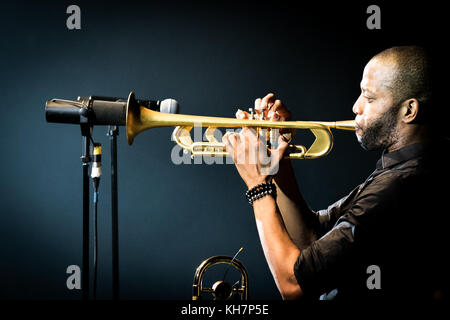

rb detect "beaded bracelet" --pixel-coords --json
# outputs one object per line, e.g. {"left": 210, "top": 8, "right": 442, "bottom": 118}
{"left": 245, "top": 181, "right": 277, "bottom": 205}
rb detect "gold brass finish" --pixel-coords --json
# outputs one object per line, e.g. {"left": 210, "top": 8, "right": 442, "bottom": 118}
{"left": 192, "top": 255, "right": 248, "bottom": 300}
{"left": 125, "top": 92, "right": 355, "bottom": 159}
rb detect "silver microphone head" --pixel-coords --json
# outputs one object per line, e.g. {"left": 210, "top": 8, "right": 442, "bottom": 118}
{"left": 160, "top": 98, "right": 179, "bottom": 114}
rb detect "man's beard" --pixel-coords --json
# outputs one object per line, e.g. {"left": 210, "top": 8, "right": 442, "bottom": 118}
{"left": 357, "top": 105, "right": 401, "bottom": 151}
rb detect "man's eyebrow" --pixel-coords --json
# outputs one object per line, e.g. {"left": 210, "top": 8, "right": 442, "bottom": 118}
{"left": 360, "top": 85, "right": 375, "bottom": 95}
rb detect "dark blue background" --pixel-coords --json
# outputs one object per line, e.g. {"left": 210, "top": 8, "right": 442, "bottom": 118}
{"left": 0, "top": 1, "right": 442, "bottom": 299}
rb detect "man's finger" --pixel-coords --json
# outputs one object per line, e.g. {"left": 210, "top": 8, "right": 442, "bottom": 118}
{"left": 268, "top": 99, "right": 291, "bottom": 121}
{"left": 260, "top": 93, "right": 275, "bottom": 109}
{"left": 232, "top": 133, "right": 245, "bottom": 164}
{"left": 254, "top": 98, "right": 262, "bottom": 110}
{"left": 222, "top": 132, "right": 235, "bottom": 149}
{"left": 236, "top": 109, "right": 249, "bottom": 119}
{"left": 277, "top": 135, "right": 290, "bottom": 155}
{"left": 255, "top": 98, "right": 268, "bottom": 119}
{"left": 223, "top": 132, "right": 242, "bottom": 162}
{"left": 240, "top": 126, "right": 257, "bottom": 138}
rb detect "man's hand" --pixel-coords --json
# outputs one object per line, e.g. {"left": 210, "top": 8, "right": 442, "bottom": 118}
{"left": 236, "top": 93, "right": 291, "bottom": 122}
{"left": 223, "top": 93, "right": 292, "bottom": 189}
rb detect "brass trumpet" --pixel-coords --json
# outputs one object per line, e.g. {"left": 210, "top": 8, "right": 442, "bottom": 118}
{"left": 192, "top": 255, "right": 248, "bottom": 300}
{"left": 125, "top": 92, "right": 355, "bottom": 159}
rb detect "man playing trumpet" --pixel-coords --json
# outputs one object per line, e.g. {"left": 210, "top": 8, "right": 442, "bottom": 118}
{"left": 223, "top": 46, "right": 448, "bottom": 301}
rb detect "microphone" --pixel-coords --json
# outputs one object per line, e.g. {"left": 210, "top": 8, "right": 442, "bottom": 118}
{"left": 89, "top": 95, "right": 179, "bottom": 115}
{"left": 45, "top": 93, "right": 179, "bottom": 125}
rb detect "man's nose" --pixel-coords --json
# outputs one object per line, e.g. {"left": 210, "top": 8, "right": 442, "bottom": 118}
{"left": 352, "top": 95, "right": 363, "bottom": 115}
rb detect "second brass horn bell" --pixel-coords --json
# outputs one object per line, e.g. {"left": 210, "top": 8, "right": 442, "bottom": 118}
{"left": 192, "top": 255, "right": 248, "bottom": 300}
{"left": 125, "top": 91, "right": 355, "bottom": 159}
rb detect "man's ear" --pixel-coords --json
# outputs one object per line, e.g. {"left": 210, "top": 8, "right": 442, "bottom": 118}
{"left": 401, "top": 98, "right": 419, "bottom": 124}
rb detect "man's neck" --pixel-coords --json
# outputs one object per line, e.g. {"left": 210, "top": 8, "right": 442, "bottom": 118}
{"left": 387, "top": 125, "right": 431, "bottom": 153}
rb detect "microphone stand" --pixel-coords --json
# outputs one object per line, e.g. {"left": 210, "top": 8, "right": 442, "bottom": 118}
{"left": 46, "top": 92, "right": 178, "bottom": 300}
{"left": 79, "top": 105, "right": 92, "bottom": 301}
{"left": 107, "top": 125, "right": 120, "bottom": 300}
{"left": 79, "top": 96, "right": 121, "bottom": 300}
{"left": 78, "top": 100, "right": 121, "bottom": 301}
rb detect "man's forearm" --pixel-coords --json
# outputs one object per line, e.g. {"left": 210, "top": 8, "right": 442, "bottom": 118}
{"left": 253, "top": 195, "right": 303, "bottom": 299}
{"left": 274, "top": 159, "right": 319, "bottom": 249}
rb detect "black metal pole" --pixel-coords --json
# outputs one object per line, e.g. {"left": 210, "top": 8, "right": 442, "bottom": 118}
{"left": 80, "top": 123, "right": 92, "bottom": 301}
{"left": 108, "top": 125, "right": 119, "bottom": 300}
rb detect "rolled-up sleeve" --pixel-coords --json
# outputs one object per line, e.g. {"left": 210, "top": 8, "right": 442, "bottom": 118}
{"left": 294, "top": 172, "right": 403, "bottom": 297}
{"left": 314, "top": 185, "right": 361, "bottom": 237}
{"left": 294, "top": 219, "right": 357, "bottom": 297}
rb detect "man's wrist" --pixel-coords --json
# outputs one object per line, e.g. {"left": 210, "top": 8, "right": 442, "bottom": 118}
{"left": 246, "top": 181, "right": 277, "bottom": 205}
{"left": 246, "top": 178, "right": 269, "bottom": 190}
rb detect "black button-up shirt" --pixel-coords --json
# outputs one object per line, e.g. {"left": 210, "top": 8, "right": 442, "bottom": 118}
{"left": 294, "top": 138, "right": 450, "bottom": 301}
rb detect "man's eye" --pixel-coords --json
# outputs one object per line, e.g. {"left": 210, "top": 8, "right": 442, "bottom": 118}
{"left": 364, "top": 96, "right": 375, "bottom": 102}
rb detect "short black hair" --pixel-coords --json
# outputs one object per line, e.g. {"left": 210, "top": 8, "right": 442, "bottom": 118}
{"left": 373, "top": 46, "right": 432, "bottom": 115}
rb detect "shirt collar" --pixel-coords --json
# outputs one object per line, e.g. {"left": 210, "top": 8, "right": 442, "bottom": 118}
{"left": 376, "top": 141, "right": 428, "bottom": 170}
